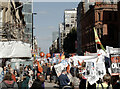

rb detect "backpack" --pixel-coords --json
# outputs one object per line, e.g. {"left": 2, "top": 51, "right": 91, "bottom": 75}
{"left": 3, "top": 81, "right": 15, "bottom": 89}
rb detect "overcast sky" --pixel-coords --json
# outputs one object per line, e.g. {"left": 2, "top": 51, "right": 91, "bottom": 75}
{"left": 33, "top": 2, "right": 79, "bottom": 54}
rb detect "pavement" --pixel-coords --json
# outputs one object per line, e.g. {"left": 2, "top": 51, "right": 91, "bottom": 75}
{"left": 45, "top": 80, "right": 59, "bottom": 89}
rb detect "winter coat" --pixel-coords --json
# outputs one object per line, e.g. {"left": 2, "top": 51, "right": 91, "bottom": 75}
{"left": 30, "top": 79, "right": 44, "bottom": 89}
{"left": 0, "top": 80, "right": 18, "bottom": 89}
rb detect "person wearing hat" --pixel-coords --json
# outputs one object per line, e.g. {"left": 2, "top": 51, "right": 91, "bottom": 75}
{"left": 58, "top": 69, "right": 70, "bottom": 89}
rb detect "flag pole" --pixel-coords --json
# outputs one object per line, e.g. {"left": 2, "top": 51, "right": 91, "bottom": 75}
{"left": 96, "top": 44, "right": 98, "bottom": 52}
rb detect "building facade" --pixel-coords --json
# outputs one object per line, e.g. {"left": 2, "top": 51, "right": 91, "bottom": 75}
{"left": 64, "top": 8, "right": 77, "bottom": 36}
{"left": 59, "top": 23, "right": 64, "bottom": 52}
{"left": 77, "top": 2, "right": 119, "bottom": 54}
{"left": 22, "top": 1, "right": 32, "bottom": 44}
{"left": 58, "top": 8, "right": 77, "bottom": 53}
{"left": 0, "top": 1, "right": 32, "bottom": 44}
{"left": 118, "top": 1, "right": 120, "bottom": 47}
{"left": 49, "top": 39, "right": 59, "bottom": 54}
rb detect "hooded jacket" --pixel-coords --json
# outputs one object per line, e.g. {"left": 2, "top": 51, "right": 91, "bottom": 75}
{"left": 0, "top": 80, "right": 18, "bottom": 89}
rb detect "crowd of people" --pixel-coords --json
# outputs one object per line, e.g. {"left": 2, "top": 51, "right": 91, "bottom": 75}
{"left": 0, "top": 58, "right": 120, "bottom": 89}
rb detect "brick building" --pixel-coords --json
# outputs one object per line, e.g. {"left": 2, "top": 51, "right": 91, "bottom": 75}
{"left": 77, "top": 2, "right": 119, "bottom": 53}
{"left": 118, "top": 1, "right": 120, "bottom": 47}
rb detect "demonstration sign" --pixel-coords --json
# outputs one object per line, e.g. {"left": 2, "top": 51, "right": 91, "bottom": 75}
{"left": 110, "top": 54, "right": 120, "bottom": 75}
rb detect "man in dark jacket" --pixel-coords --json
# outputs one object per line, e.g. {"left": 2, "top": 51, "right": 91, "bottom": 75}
{"left": 30, "top": 74, "right": 45, "bottom": 89}
{"left": 58, "top": 69, "right": 70, "bottom": 89}
{"left": 42, "top": 63, "right": 48, "bottom": 80}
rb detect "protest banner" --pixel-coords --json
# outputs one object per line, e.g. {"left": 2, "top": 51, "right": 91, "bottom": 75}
{"left": 110, "top": 54, "right": 120, "bottom": 75}
{"left": 70, "top": 55, "right": 106, "bottom": 85}
{"left": 54, "top": 63, "right": 65, "bottom": 77}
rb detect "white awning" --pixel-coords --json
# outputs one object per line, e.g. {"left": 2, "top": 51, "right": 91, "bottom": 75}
{"left": 0, "top": 41, "right": 32, "bottom": 58}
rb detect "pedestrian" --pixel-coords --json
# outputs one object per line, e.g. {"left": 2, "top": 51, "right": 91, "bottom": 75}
{"left": 52, "top": 63, "right": 57, "bottom": 83}
{"left": 3, "top": 66, "right": 8, "bottom": 76}
{"left": 96, "top": 74, "right": 112, "bottom": 89}
{"left": 46, "top": 63, "right": 51, "bottom": 82}
{"left": 21, "top": 71, "right": 30, "bottom": 89}
{"left": 7, "top": 64, "right": 13, "bottom": 74}
{"left": 30, "top": 74, "right": 45, "bottom": 89}
{"left": 0, "top": 72, "right": 18, "bottom": 89}
{"left": 58, "top": 69, "right": 70, "bottom": 89}
{"left": 42, "top": 63, "right": 48, "bottom": 80}
{"left": 9, "top": 69, "right": 16, "bottom": 82}
{"left": 71, "top": 74, "right": 80, "bottom": 89}
{"left": 78, "top": 73, "right": 87, "bottom": 89}
{"left": 113, "top": 75, "right": 120, "bottom": 89}
{"left": 28, "top": 67, "right": 33, "bottom": 88}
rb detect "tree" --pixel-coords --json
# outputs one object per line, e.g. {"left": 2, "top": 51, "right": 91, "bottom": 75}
{"left": 63, "top": 27, "right": 77, "bottom": 54}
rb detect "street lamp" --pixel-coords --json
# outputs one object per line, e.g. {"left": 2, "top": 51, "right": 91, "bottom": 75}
{"left": 32, "top": 12, "right": 37, "bottom": 50}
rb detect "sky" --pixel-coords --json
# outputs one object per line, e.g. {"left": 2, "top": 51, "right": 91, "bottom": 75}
{"left": 33, "top": 2, "right": 79, "bottom": 54}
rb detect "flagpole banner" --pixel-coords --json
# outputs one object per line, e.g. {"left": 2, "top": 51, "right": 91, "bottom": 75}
{"left": 93, "top": 27, "right": 106, "bottom": 51}
{"left": 110, "top": 54, "right": 120, "bottom": 75}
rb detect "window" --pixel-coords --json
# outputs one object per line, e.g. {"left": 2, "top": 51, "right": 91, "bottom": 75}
{"left": 66, "top": 24, "right": 69, "bottom": 27}
{"left": 71, "top": 13, "right": 74, "bottom": 18}
{"left": 22, "top": 4, "right": 32, "bottom": 13}
{"left": 97, "top": 28, "right": 103, "bottom": 38}
{"left": 24, "top": 14, "right": 32, "bottom": 23}
{"left": 109, "top": 13, "right": 112, "bottom": 21}
{"left": 114, "top": 12, "right": 117, "bottom": 21}
{"left": 71, "top": 21, "right": 74, "bottom": 23}
{"left": 98, "top": 12, "right": 100, "bottom": 21}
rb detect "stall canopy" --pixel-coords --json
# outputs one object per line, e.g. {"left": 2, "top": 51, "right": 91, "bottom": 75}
{"left": 0, "top": 41, "right": 32, "bottom": 58}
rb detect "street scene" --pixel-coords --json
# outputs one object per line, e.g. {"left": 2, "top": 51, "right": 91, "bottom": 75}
{"left": 0, "top": 0, "right": 120, "bottom": 89}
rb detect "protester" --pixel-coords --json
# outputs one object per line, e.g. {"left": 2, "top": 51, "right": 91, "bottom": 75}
{"left": 21, "top": 71, "right": 30, "bottom": 89}
{"left": 52, "top": 63, "right": 57, "bottom": 83}
{"left": 78, "top": 73, "right": 87, "bottom": 89}
{"left": 0, "top": 72, "right": 18, "bottom": 89}
{"left": 71, "top": 74, "right": 80, "bottom": 89}
{"left": 19, "top": 64, "right": 24, "bottom": 76}
{"left": 32, "top": 64, "right": 36, "bottom": 80}
{"left": 58, "top": 69, "right": 70, "bottom": 89}
{"left": 42, "top": 63, "right": 48, "bottom": 80}
{"left": 96, "top": 74, "right": 112, "bottom": 89}
{"left": 3, "top": 66, "right": 8, "bottom": 76}
{"left": 46, "top": 63, "right": 51, "bottom": 82}
{"left": 9, "top": 69, "right": 16, "bottom": 82}
{"left": 30, "top": 74, "right": 45, "bottom": 89}
{"left": 7, "top": 64, "right": 13, "bottom": 73}
{"left": 14, "top": 70, "right": 19, "bottom": 78}
{"left": 28, "top": 67, "right": 33, "bottom": 88}
{"left": 113, "top": 75, "right": 120, "bottom": 89}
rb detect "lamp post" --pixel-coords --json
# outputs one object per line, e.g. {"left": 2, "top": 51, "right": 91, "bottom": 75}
{"left": 32, "top": 12, "right": 37, "bottom": 50}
